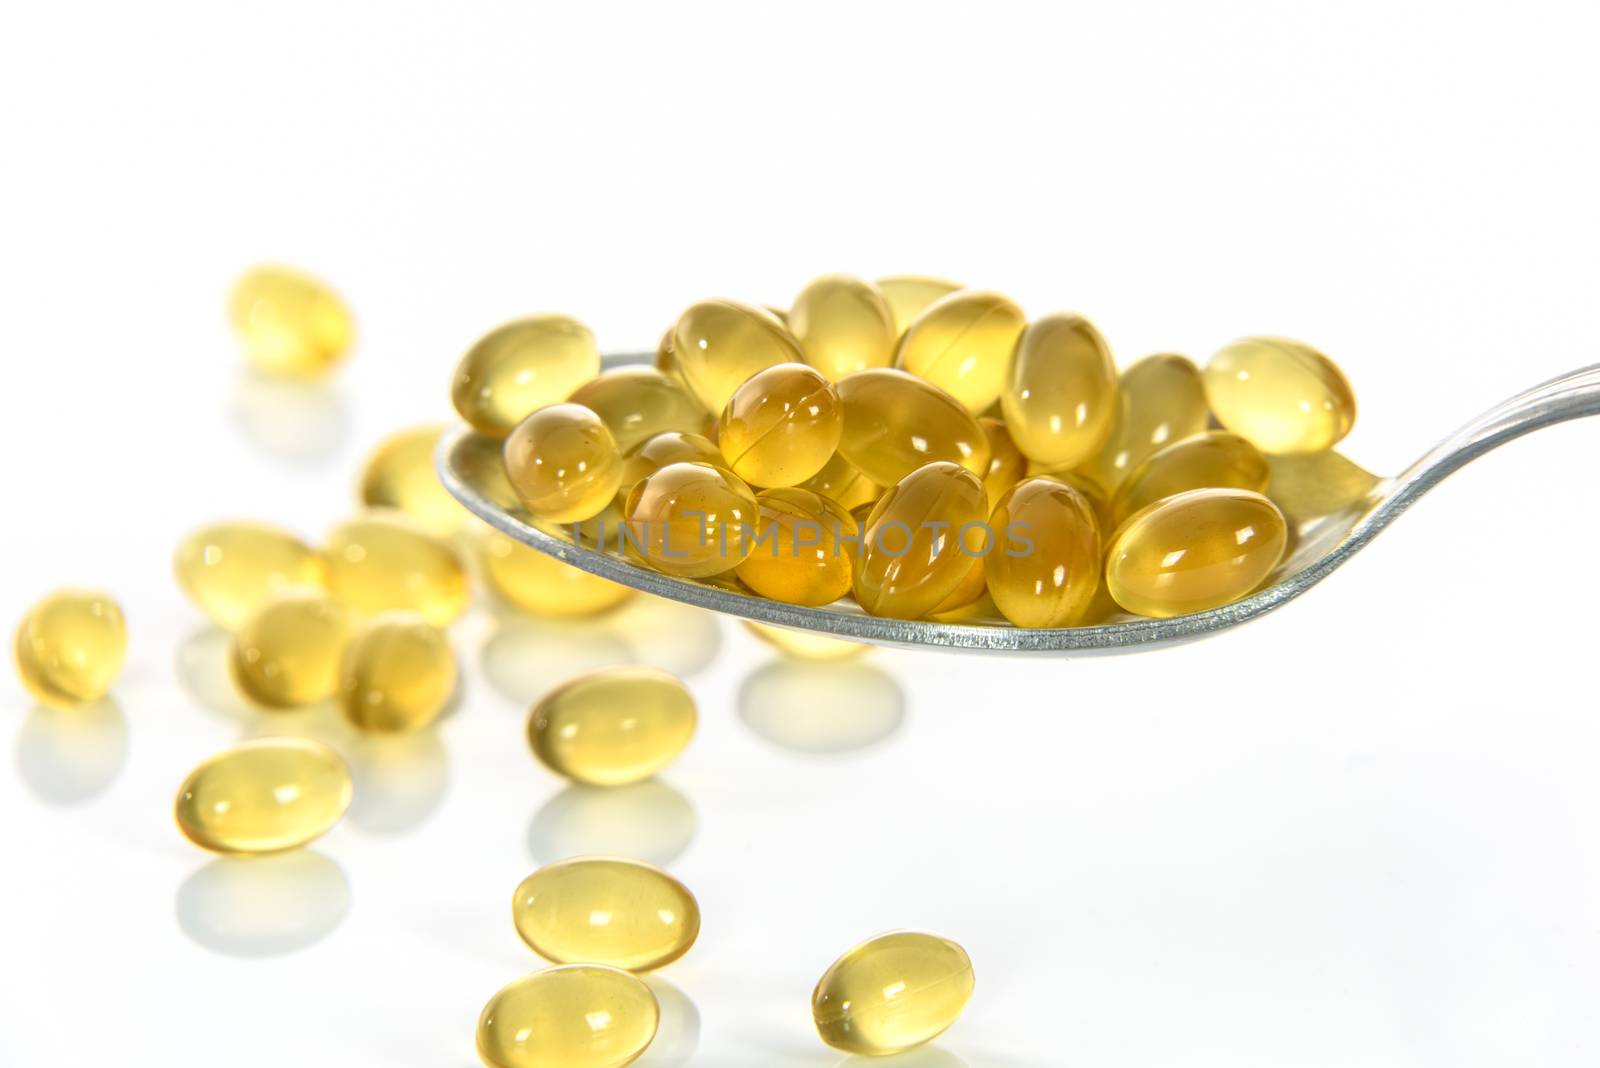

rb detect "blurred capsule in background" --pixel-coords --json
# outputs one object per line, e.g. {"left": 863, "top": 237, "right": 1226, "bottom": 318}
{"left": 174, "top": 521, "right": 326, "bottom": 631}
{"left": 357, "top": 425, "right": 465, "bottom": 536}
{"left": 337, "top": 613, "right": 456, "bottom": 733}
{"left": 481, "top": 530, "right": 634, "bottom": 618}
{"left": 324, "top": 511, "right": 470, "bottom": 626}
{"left": 739, "top": 658, "right": 903, "bottom": 755}
{"left": 230, "top": 591, "right": 348, "bottom": 709}
{"left": 228, "top": 265, "right": 354, "bottom": 378}
{"left": 452, "top": 314, "right": 601, "bottom": 438}
{"left": 14, "top": 589, "right": 127, "bottom": 709}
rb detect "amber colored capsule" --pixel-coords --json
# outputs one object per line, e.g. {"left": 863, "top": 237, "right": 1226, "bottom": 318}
{"left": 671, "top": 299, "right": 805, "bottom": 413}
{"left": 230, "top": 591, "right": 349, "bottom": 708}
{"left": 854, "top": 462, "right": 988, "bottom": 620}
{"left": 337, "top": 613, "right": 456, "bottom": 732}
{"left": 798, "top": 449, "right": 883, "bottom": 512}
{"left": 1204, "top": 336, "right": 1357, "bottom": 454}
{"left": 228, "top": 265, "right": 354, "bottom": 377}
{"left": 503, "top": 403, "right": 624, "bottom": 524}
{"left": 174, "top": 521, "right": 326, "bottom": 631}
{"left": 978, "top": 417, "right": 1026, "bottom": 511}
{"left": 895, "top": 290, "right": 1026, "bottom": 413}
{"left": 788, "top": 273, "right": 897, "bottom": 380}
{"left": 13, "top": 590, "right": 127, "bottom": 709}
{"left": 742, "top": 620, "right": 867, "bottom": 660}
{"left": 568, "top": 366, "right": 708, "bottom": 455}
{"left": 1106, "top": 488, "right": 1288, "bottom": 617}
{"left": 1002, "top": 313, "right": 1118, "bottom": 468}
{"left": 929, "top": 551, "right": 989, "bottom": 616}
{"left": 734, "top": 488, "right": 857, "bottom": 606}
{"left": 477, "top": 965, "right": 659, "bottom": 1068}
{"left": 618, "top": 431, "right": 726, "bottom": 499}
{"left": 452, "top": 315, "right": 602, "bottom": 438}
{"left": 512, "top": 857, "right": 700, "bottom": 971}
{"left": 529, "top": 666, "right": 696, "bottom": 786}
{"left": 482, "top": 530, "right": 633, "bottom": 617}
{"left": 325, "top": 511, "right": 469, "bottom": 627}
{"left": 623, "top": 462, "right": 760, "bottom": 579}
{"left": 174, "top": 738, "right": 351, "bottom": 854}
{"left": 1079, "top": 353, "right": 1210, "bottom": 494}
{"left": 876, "top": 275, "right": 962, "bottom": 335}
{"left": 357, "top": 425, "right": 463, "bottom": 536}
{"left": 812, "top": 931, "right": 976, "bottom": 1056}
{"left": 1112, "top": 430, "right": 1270, "bottom": 523}
{"left": 985, "top": 477, "right": 1102, "bottom": 628}
{"left": 717, "top": 363, "right": 843, "bottom": 488}
{"left": 836, "top": 369, "right": 990, "bottom": 487}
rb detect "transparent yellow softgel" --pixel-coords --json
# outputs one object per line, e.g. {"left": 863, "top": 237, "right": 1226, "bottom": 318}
{"left": 325, "top": 511, "right": 469, "bottom": 626}
{"left": 503, "top": 403, "right": 623, "bottom": 524}
{"left": 512, "top": 857, "right": 700, "bottom": 971}
{"left": 230, "top": 590, "right": 349, "bottom": 709}
{"left": 452, "top": 315, "right": 601, "bottom": 438}
{"left": 1203, "top": 336, "right": 1356, "bottom": 454}
{"left": 13, "top": 589, "right": 127, "bottom": 708}
{"left": 529, "top": 666, "right": 696, "bottom": 786}
{"left": 477, "top": 965, "right": 659, "bottom": 1068}
{"left": 174, "top": 737, "right": 352, "bottom": 854}
{"left": 717, "top": 362, "right": 843, "bottom": 488}
{"left": 174, "top": 520, "right": 326, "bottom": 630}
{"left": 358, "top": 425, "right": 464, "bottom": 536}
{"left": 812, "top": 931, "right": 976, "bottom": 1055}
{"left": 229, "top": 265, "right": 354, "bottom": 377}
{"left": 337, "top": 613, "right": 456, "bottom": 732}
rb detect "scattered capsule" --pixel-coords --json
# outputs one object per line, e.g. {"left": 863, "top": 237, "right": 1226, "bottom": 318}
{"left": 671, "top": 299, "right": 805, "bottom": 413}
{"left": 452, "top": 315, "right": 602, "bottom": 438}
{"left": 717, "top": 363, "right": 843, "bottom": 488}
{"left": 742, "top": 620, "right": 868, "bottom": 660}
{"left": 1112, "top": 430, "right": 1270, "bottom": 523}
{"left": 978, "top": 417, "right": 1026, "bottom": 511}
{"left": 836, "top": 369, "right": 990, "bottom": 487}
{"left": 1002, "top": 313, "right": 1118, "bottom": 468}
{"left": 358, "top": 425, "right": 463, "bottom": 536}
{"left": 337, "top": 613, "right": 456, "bottom": 732}
{"left": 13, "top": 590, "right": 127, "bottom": 709}
{"left": 797, "top": 449, "right": 883, "bottom": 512}
{"left": 482, "top": 530, "right": 634, "bottom": 617}
{"left": 985, "top": 477, "right": 1102, "bottom": 628}
{"left": 854, "top": 462, "right": 988, "bottom": 620}
{"left": 325, "top": 511, "right": 470, "bottom": 626}
{"left": 876, "top": 275, "right": 962, "bottom": 335}
{"left": 1204, "top": 336, "right": 1357, "bottom": 454}
{"left": 512, "top": 857, "right": 701, "bottom": 971}
{"left": 228, "top": 265, "right": 354, "bottom": 377}
{"left": 529, "top": 667, "right": 697, "bottom": 786}
{"left": 1106, "top": 488, "right": 1288, "bottom": 617}
{"left": 503, "top": 403, "right": 624, "bottom": 524}
{"left": 1079, "top": 353, "right": 1210, "bottom": 494}
{"left": 568, "top": 366, "right": 708, "bottom": 454}
{"left": 788, "top": 273, "right": 897, "bottom": 380}
{"left": 734, "top": 488, "right": 857, "bottom": 606}
{"left": 812, "top": 931, "right": 975, "bottom": 1056}
{"left": 230, "top": 591, "right": 348, "bottom": 708}
{"left": 895, "top": 290, "right": 1026, "bottom": 413}
{"left": 174, "top": 521, "right": 327, "bottom": 631}
{"left": 623, "top": 462, "right": 759, "bottom": 578}
{"left": 174, "top": 738, "right": 352, "bottom": 854}
{"left": 477, "top": 965, "right": 659, "bottom": 1068}
{"left": 618, "top": 430, "right": 725, "bottom": 499}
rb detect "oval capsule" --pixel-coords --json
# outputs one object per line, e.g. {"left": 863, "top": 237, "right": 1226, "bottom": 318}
{"left": 477, "top": 965, "right": 659, "bottom": 1068}
{"left": 568, "top": 366, "right": 708, "bottom": 454}
{"left": 175, "top": 522, "right": 327, "bottom": 631}
{"left": 876, "top": 275, "right": 962, "bottom": 335}
{"left": 230, "top": 590, "right": 349, "bottom": 708}
{"left": 788, "top": 273, "right": 897, "bottom": 380}
{"left": 513, "top": 857, "right": 701, "bottom": 971}
{"left": 734, "top": 488, "right": 857, "bottom": 606}
{"left": 836, "top": 369, "right": 990, "bottom": 487}
{"left": 812, "top": 931, "right": 976, "bottom": 1056}
{"left": 623, "top": 462, "right": 760, "bottom": 578}
{"left": 337, "top": 613, "right": 456, "bottom": 732}
{"left": 1078, "top": 353, "right": 1210, "bottom": 494}
{"left": 1204, "top": 336, "right": 1356, "bottom": 454}
{"left": 797, "top": 449, "right": 882, "bottom": 512}
{"left": 504, "top": 403, "right": 625, "bottom": 524}
{"left": 895, "top": 290, "right": 1026, "bottom": 412}
{"left": 529, "top": 666, "right": 697, "bottom": 786}
{"left": 1106, "top": 488, "right": 1288, "bottom": 617}
{"left": 1112, "top": 430, "right": 1270, "bottom": 523}
{"left": 228, "top": 265, "right": 354, "bottom": 377}
{"left": 482, "top": 531, "right": 634, "bottom": 617}
{"left": 985, "top": 477, "right": 1102, "bottom": 628}
{"left": 854, "top": 462, "right": 988, "bottom": 620}
{"left": 671, "top": 299, "right": 804, "bottom": 413}
{"left": 452, "top": 315, "right": 601, "bottom": 438}
{"left": 174, "top": 738, "right": 352, "bottom": 854}
{"left": 357, "top": 425, "right": 463, "bottom": 536}
{"left": 618, "top": 430, "right": 726, "bottom": 499}
{"left": 978, "top": 417, "right": 1026, "bottom": 512}
{"left": 717, "top": 363, "right": 843, "bottom": 488}
{"left": 1002, "top": 312, "right": 1118, "bottom": 468}
{"left": 325, "top": 511, "right": 469, "bottom": 626}
{"left": 13, "top": 589, "right": 127, "bottom": 709}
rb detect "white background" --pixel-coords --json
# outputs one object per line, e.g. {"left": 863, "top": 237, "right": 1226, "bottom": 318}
{"left": 3, "top": 2, "right": 1599, "bottom": 1065}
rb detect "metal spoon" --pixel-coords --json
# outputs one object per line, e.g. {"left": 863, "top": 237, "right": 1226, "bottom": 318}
{"left": 439, "top": 354, "right": 1600, "bottom": 654}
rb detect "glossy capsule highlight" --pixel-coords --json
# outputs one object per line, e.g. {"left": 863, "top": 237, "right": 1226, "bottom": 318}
{"left": 836, "top": 368, "right": 990, "bottom": 487}
{"left": 670, "top": 298, "right": 805, "bottom": 413}
{"left": 13, "top": 589, "right": 127, "bottom": 709}
{"left": 1204, "top": 335, "right": 1357, "bottom": 454}
{"left": 529, "top": 666, "right": 697, "bottom": 786}
{"left": 174, "top": 738, "right": 352, "bottom": 854}
{"left": 734, "top": 487, "right": 857, "bottom": 606}
{"left": 812, "top": 931, "right": 976, "bottom": 1056}
{"left": 481, "top": 531, "right": 634, "bottom": 617}
{"left": 358, "top": 425, "right": 463, "bottom": 536}
{"left": 476, "top": 965, "right": 659, "bottom": 1068}
{"left": 623, "top": 461, "right": 759, "bottom": 578}
{"left": 230, "top": 591, "right": 349, "bottom": 708}
{"left": 512, "top": 857, "right": 701, "bottom": 971}
{"left": 788, "top": 273, "right": 898, "bottom": 380}
{"left": 228, "top": 265, "right": 354, "bottom": 377}
{"left": 325, "top": 511, "right": 470, "bottom": 626}
{"left": 1112, "top": 429, "right": 1270, "bottom": 523}
{"left": 1002, "top": 312, "right": 1118, "bottom": 468}
{"left": 985, "top": 477, "right": 1102, "bottom": 627}
{"left": 503, "top": 403, "right": 625, "bottom": 524}
{"left": 853, "top": 461, "right": 988, "bottom": 620}
{"left": 452, "top": 315, "right": 601, "bottom": 437}
{"left": 895, "top": 289, "right": 1026, "bottom": 413}
{"left": 337, "top": 613, "right": 456, "bottom": 732}
{"left": 717, "top": 362, "right": 843, "bottom": 488}
{"left": 1106, "top": 488, "right": 1288, "bottom": 617}
{"left": 568, "top": 366, "right": 708, "bottom": 454}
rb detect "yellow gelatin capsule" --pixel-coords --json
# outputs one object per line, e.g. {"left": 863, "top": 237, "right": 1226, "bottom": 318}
{"left": 854, "top": 462, "right": 988, "bottom": 620}
{"left": 742, "top": 620, "right": 867, "bottom": 660}
{"left": 618, "top": 431, "right": 726, "bottom": 499}
{"left": 623, "top": 462, "right": 759, "bottom": 579}
{"left": 1112, "top": 430, "right": 1270, "bottom": 523}
{"left": 812, "top": 931, "right": 976, "bottom": 1056}
{"left": 568, "top": 366, "right": 708, "bottom": 455}
{"left": 230, "top": 591, "right": 349, "bottom": 708}
{"left": 671, "top": 298, "right": 805, "bottom": 413}
{"left": 1002, "top": 312, "right": 1119, "bottom": 468}
{"left": 482, "top": 531, "right": 634, "bottom": 617}
{"left": 836, "top": 369, "right": 990, "bottom": 487}
{"left": 1079, "top": 353, "right": 1210, "bottom": 494}
{"left": 452, "top": 315, "right": 602, "bottom": 438}
{"left": 734, "top": 488, "right": 857, "bottom": 606}
{"left": 228, "top": 265, "right": 354, "bottom": 377}
{"left": 512, "top": 857, "right": 701, "bottom": 971}
{"left": 13, "top": 590, "right": 127, "bottom": 709}
{"left": 337, "top": 613, "right": 456, "bottom": 732}
{"left": 985, "top": 477, "right": 1102, "bottom": 628}
{"left": 978, "top": 417, "right": 1026, "bottom": 511}
{"left": 504, "top": 403, "right": 624, "bottom": 524}
{"left": 358, "top": 425, "right": 463, "bottom": 536}
{"left": 174, "top": 738, "right": 352, "bottom": 854}
{"left": 529, "top": 666, "right": 697, "bottom": 786}
{"left": 798, "top": 449, "right": 882, "bottom": 512}
{"left": 174, "top": 521, "right": 327, "bottom": 631}
{"left": 788, "top": 273, "right": 897, "bottom": 380}
{"left": 1204, "top": 336, "right": 1357, "bottom": 454}
{"left": 477, "top": 965, "right": 659, "bottom": 1068}
{"left": 717, "top": 363, "right": 843, "bottom": 488}
{"left": 876, "top": 275, "right": 962, "bottom": 335}
{"left": 895, "top": 290, "right": 1026, "bottom": 413}
{"left": 325, "top": 511, "right": 470, "bottom": 626}
{"left": 1106, "top": 488, "right": 1288, "bottom": 618}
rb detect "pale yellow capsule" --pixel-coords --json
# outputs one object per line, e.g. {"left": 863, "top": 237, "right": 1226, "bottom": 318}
{"left": 504, "top": 403, "right": 624, "bottom": 524}
{"left": 671, "top": 299, "right": 805, "bottom": 413}
{"left": 854, "top": 462, "right": 988, "bottom": 620}
{"left": 228, "top": 265, "right": 354, "bottom": 377}
{"left": 513, "top": 857, "right": 701, "bottom": 971}
{"left": 1002, "top": 312, "right": 1119, "bottom": 468}
{"left": 482, "top": 531, "right": 634, "bottom": 617}
{"left": 623, "top": 462, "right": 760, "bottom": 579}
{"left": 717, "top": 363, "right": 843, "bottom": 488}
{"left": 357, "top": 425, "right": 463, "bottom": 536}
{"left": 788, "top": 273, "right": 897, "bottom": 380}
{"left": 1112, "top": 430, "right": 1270, "bottom": 523}
{"left": 568, "top": 366, "right": 708, "bottom": 454}
{"left": 174, "top": 738, "right": 352, "bottom": 854}
{"left": 230, "top": 591, "right": 349, "bottom": 709}
{"left": 1078, "top": 353, "right": 1210, "bottom": 494}
{"left": 174, "top": 521, "right": 327, "bottom": 631}
{"left": 734, "top": 488, "right": 857, "bottom": 606}
{"left": 1204, "top": 336, "right": 1357, "bottom": 454}
{"left": 836, "top": 369, "right": 990, "bottom": 487}
{"left": 876, "top": 275, "right": 962, "bottom": 335}
{"left": 895, "top": 290, "right": 1026, "bottom": 412}
{"left": 1106, "top": 488, "right": 1288, "bottom": 618}
{"left": 618, "top": 431, "right": 726, "bottom": 500}
{"left": 742, "top": 621, "right": 868, "bottom": 660}
{"left": 13, "top": 590, "right": 127, "bottom": 709}
{"left": 812, "top": 931, "right": 976, "bottom": 1056}
{"left": 978, "top": 417, "right": 1026, "bottom": 512}
{"left": 337, "top": 613, "right": 456, "bottom": 732}
{"left": 325, "top": 512, "right": 470, "bottom": 626}
{"left": 985, "top": 477, "right": 1102, "bottom": 628}
{"left": 477, "top": 965, "right": 659, "bottom": 1068}
{"left": 452, "top": 315, "right": 602, "bottom": 438}
{"left": 796, "top": 449, "right": 882, "bottom": 512}
{"left": 529, "top": 667, "right": 697, "bottom": 786}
